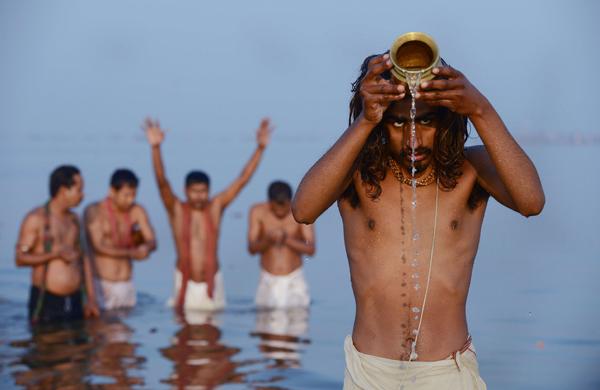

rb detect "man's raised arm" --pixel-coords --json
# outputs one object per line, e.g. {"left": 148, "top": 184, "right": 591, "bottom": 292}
{"left": 292, "top": 54, "right": 406, "bottom": 224}
{"left": 416, "top": 66, "right": 545, "bottom": 216}
{"left": 144, "top": 118, "right": 178, "bottom": 216}
{"left": 215, "top": 118, "right": 272, "bottom": 211}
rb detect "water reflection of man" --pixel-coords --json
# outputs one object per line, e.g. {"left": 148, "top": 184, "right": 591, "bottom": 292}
{"left": 15, "top": 165, "right": 99, "bottom": 324}
{"left": 11, "top": 312, "right": 143, "bottom": 387}
{"left": 251, "top": 308, "right": 310, "bottom": 369}
{"left": 293, "top": 53, "right": 545, "bottom": 388}
{"left": 160, "top": 313, "right": 244, "bottom": 388}
{"left": 248, "top": 181, "right": 315, "bottom": 309}
{"left": 87, "top": 314, "right": 145, "bottom": 387}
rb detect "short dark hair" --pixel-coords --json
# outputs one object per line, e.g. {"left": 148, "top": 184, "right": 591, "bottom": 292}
{"left": 110, "top": 169, "right": 139, "bottom": 190}
{"left": 49, "top": 165, "right": 81, "bottom": 198}
{"left": 268, "top": 181, "right": 292, "bottom": 203}
{"left": 186, "top": 171, "right": 210, "bottom": 188}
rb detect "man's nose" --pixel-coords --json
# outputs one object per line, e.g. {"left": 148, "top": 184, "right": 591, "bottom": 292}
{"left": 403, "top": 129, "right": 422, "bottom": 149}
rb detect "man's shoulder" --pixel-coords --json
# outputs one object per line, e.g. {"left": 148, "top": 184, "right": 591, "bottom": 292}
{"left": 83, "top": 202, "right": 104, "bottom": 221}
{"left": 23, "top": 206, "right": 45, "bottom": 225}
{"left": 130, "top": 203, "right": 148, "bottom": 216}
{"left": 249, "top": 202, "right": 268, "bottom": 216}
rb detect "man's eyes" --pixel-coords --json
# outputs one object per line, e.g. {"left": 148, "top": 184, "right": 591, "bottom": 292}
{"left": 391, "top": 116, "right": 435, "bottom": 127}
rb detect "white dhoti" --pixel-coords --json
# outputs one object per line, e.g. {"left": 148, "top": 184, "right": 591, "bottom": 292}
{"left": 168, "top": 270, "right": 226, "bottom": 312}
{"left": 255, "top": 268, "right": 310, "bottom": 309}
{"left": 343, "top": 336, "right": 487, "bottom": 390}
{"left": 96, "top": 278, "right": 137, "bottom": 310}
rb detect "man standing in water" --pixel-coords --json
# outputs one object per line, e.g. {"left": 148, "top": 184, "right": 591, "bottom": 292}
{"left": 85, "top": 169, "right": 157, "bottom": 311}
{"left": 15, "top": 165, "right": 99, "bottom": 324}
{"left": 145, "top": 117, "right": 272, "bottom": 312}
{"left": 248, "top": 180, "right": 315, "bottom": 308}
{"left": 293, "top": 53, "right": 544, "bottom": 388}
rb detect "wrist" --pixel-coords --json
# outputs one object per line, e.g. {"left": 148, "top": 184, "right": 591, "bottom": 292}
{"left": 355, "top": 113, "right": 379, "bottom": 131}
{"left": 469, "top": 98, "right": 494, "bottom": 122}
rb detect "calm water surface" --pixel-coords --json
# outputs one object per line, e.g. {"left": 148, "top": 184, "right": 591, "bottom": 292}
{"left": 0, "top": 143, "right": 598, "bottom": 389}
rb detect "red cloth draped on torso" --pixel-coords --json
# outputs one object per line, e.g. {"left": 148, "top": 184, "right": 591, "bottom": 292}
{"left": 176, "top": 203, "right": 217, "bottom": 309}
{"left": 104, "top": 198, "right": 133, "bottom": 248}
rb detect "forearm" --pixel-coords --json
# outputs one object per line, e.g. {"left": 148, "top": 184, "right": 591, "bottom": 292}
{"left": 239, "top": 146, "right": 265, "bottom": 184}
{"left": 471, "top": 102, "right": 545, "bottom": 214}
{"left": 92, "top": 244, "right": 130, "bottom": 259}
{"left": 284, "top": 237, "right": 315, "bottom": 256}
{"left": 82, "top": 256, "right": 97, "bottom": 302}
{"left": 293, "top": 115, "right": 375, "bottom": 223}
{"left": 151, "top": 146, "right": 170, "bottom": 188}
{"left": 249, "top": 237, "right": 271, "bottom": 255}
{"left": 15, "top": 252, "right": 56, "bottom": 267}
{"left": 145, "top": 239, "right": 157, "bottom": 252}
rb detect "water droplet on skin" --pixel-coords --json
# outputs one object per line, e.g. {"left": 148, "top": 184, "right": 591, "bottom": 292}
{"left": 412, "top": 307, "right": 421, "bottom": 313}
{"left": 414, "top": 283, "right": 421, "bottom": 291}
{"left": 412, "top": 329, "right": 419, "bottom": 336}
{"left": 411, "top": 273, "right": 419, "bottom": 279}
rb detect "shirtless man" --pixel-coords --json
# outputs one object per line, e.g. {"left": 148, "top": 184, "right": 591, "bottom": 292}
{"left": 85, "top": 169, "right": 157, "bottom": 310}
{"left": 15, "top": 165, "right": 99, "bottom": 324}
{"left": 145, "top": 117, "right": 271, "bottom": 312}
{"left": 248, "top": 180, "right": 315, "bottom": 309}
{"left": 292, "top": 53, "right": 545, "bottom": 389}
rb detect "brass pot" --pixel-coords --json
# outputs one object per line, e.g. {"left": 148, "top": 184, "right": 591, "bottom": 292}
{"left": 389, "top": 32, "right": 440, "bottom": 83}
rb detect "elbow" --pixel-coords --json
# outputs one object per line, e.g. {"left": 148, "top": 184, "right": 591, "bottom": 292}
{"left": 520, "top": 194, "right": 545, "bottom": 218}
{"left": 15, "top": 256, "right": 26, "bottom": 268}
{"left": 291, "top": 197, "right": 316, "bottom": 225}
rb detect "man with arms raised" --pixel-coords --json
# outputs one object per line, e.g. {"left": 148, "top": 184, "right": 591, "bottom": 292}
{"left": 248, "top": 180, "right": 315, "bottom": 309}
{"left": 145, "top": 117, "right": 271, "bottom": 312}
{"left": 15, "top": 165, "right": 99, "bottom": 324}
{"left": 85, "top": 169, "right": 157, "bottom": 311}
{"left": 293, "top": 53, "right": 544, "bottom": 388}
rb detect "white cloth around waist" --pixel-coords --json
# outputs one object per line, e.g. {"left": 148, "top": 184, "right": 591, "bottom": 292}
{"left": 255, "top": 267, "right": 310, "bottom": 309}
{"left": 95, "top": 278, "right": 136, "bottom": 311}
{"left": 343, "top": 335, "right": 487, "bottom": 390}
{"left": 167, "top": 269, "right": 226, "bottom": 312}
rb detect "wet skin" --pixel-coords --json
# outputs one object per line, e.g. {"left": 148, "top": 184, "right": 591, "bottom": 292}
{"left": 85, "top": 184, "right": 157, "bottom": 282}
{"left": 248, "top": 200, "right": 315, "bottom": 276}
{"left": 145, "top": 117, "right": 272, "bottom": 282}
{"left": 293, "top": 54, "right": 544, "bottom": 360}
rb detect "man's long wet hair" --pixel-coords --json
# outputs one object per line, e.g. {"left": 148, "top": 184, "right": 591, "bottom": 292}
{"left": 342, "top": 54, "right": 485, "bottom": 209}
